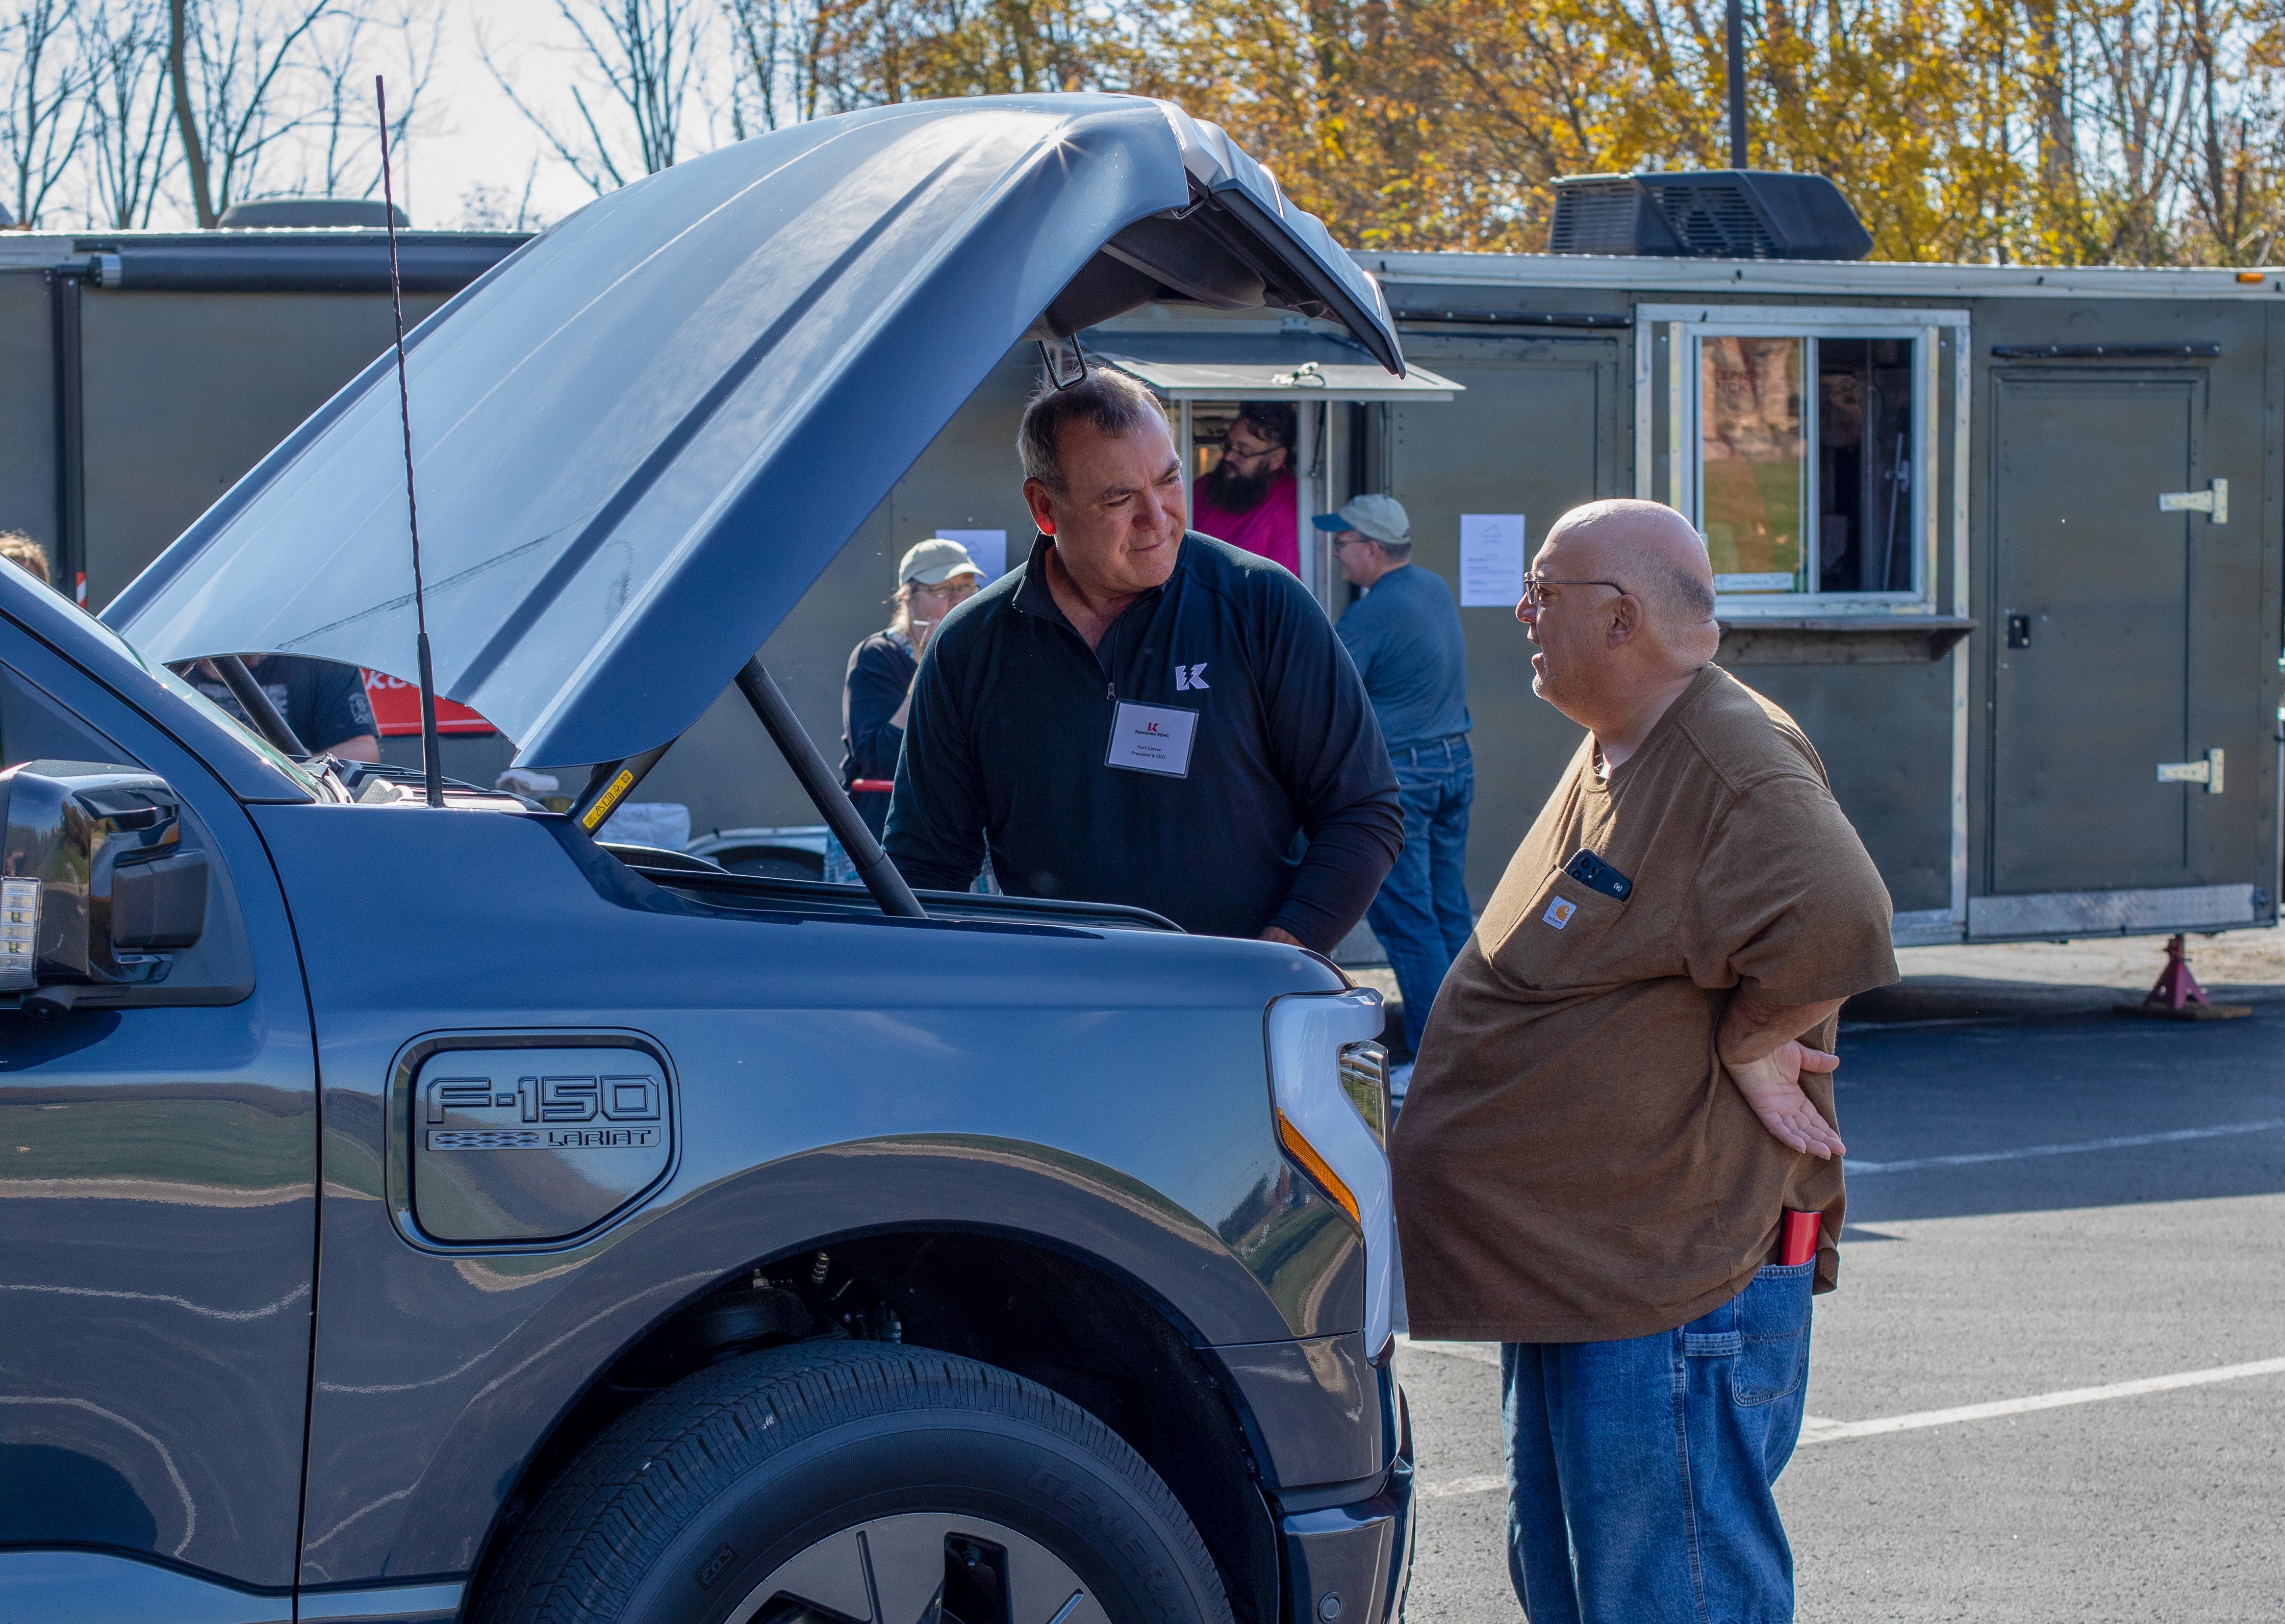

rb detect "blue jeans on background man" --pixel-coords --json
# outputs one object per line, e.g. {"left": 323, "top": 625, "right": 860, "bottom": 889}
{"left": 1366, "top": 735, "right": 1474, "bottom": 1058}
{"left": 1501, "top": 1261, "right": 1816, "bottom": 1624}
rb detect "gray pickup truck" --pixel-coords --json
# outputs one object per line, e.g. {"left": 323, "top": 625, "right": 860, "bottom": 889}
{"left": 2, "top": 95, "right": 1412, "bottom": 1624}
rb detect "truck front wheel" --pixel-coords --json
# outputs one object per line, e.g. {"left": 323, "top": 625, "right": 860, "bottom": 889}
{"left": 472, "top": 1340, "right": 1238, "bottom": 1624}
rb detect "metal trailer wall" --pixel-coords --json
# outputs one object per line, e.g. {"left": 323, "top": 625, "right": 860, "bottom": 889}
{"left": 0, "top": 235, "right": 502, "bottom": 779}
{"left": 1357, "top": 253, "right": 2284, "bottom": 946}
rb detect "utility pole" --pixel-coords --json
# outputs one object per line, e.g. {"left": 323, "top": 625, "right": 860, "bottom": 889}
{"left": 1726, "top": 0, "right": 1748, "bottom": 169}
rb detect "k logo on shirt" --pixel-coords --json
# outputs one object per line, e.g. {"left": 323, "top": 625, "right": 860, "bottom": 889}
{"left": 1175, "top": 663, "right": 1209, "bottom": 692}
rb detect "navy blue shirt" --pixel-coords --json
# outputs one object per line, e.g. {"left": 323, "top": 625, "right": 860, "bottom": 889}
{"left": 839, "top": 627, "right": 917, "bottom": 840}
{"left": 1336, "top": 564, "right": 1471, "bottom": 749}
{"left": 190, "top": 654, "right": 377, "bottom": 753}
{"left": 886, "top": 532, "right": 1403, "bottom": 952}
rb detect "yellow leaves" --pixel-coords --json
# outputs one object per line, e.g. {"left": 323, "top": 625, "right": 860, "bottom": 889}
{"left": 1111, "top": 0, "right": 2285, "bottom": 263}
{"left": 775, "top": 0, "right": 2282, "bottom": 264}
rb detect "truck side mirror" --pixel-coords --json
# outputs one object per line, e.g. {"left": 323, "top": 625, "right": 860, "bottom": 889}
{"left": 1, "top": 759, "right": 207, "bottom": 1018}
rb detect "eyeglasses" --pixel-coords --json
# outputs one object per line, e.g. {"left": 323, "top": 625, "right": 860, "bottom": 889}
{"left": 1520, "top": 572, "right": 1627, "bottom": 607}
{"left": 1220, "top": 437, "right": 1284, "bottom": 469}
{"left": 907, "top": 577, "right": 977, "bottom": 602}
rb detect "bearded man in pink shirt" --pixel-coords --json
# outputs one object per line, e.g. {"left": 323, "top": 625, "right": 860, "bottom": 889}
{"left": 1190, "top": 401, "right": 1299, "bottom": 572}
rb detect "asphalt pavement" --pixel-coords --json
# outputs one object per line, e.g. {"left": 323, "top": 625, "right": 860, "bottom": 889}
{"left": 1391, "top": 1002, "right": 2285, "bottom": 1623}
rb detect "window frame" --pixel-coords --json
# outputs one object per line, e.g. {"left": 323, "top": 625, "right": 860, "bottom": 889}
{"left": 1634, "top": 303, "right": 1970, "bottom": 619}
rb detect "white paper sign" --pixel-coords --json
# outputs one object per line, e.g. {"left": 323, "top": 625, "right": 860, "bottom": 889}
{"left": 1459, "top": 514, "right": 1527, "bottom": 606}
{"left": 1104, "top": 700, "right": 1198, "bottom": 777}
{"left": 937, "top": 528, "right": 1007, "bottom": 582}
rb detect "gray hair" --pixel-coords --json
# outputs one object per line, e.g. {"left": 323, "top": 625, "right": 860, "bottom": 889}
{"left": 1017, "top": 367, "right": 1169, "bottom": 491}
{"left": 1651, "top": 560, "right": 1716, "bottom": 623}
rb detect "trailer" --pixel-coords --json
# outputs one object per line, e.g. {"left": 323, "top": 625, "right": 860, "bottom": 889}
{"left": 3, "top": 226, "right": 2278, "bottom": 949}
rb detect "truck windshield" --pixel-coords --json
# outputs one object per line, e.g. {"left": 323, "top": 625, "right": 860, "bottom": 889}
{"left": 74, "top": 614, "right": 327, "bottom": 799}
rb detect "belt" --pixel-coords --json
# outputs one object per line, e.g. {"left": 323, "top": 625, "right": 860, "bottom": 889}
{"left": 1390, "top": 733, "right": 1469, "bottom": 765}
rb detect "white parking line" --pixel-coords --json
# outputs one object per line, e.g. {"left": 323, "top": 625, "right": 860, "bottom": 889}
{"left": 1417, "top": 1474, "right": 1506, "bottom": 1501}
{"left": 1397, "top": 1336, "right": 1500, "bottom": 1368}
{"left": 1797, "top": 1356, "right": 2285, "bottom": 1443}
{"left": 1405, "top": 1353, "right": 2285, "bottom": 1496}
{"left": 1844, "top": 1117, "right": 2285, "bottom": 1174}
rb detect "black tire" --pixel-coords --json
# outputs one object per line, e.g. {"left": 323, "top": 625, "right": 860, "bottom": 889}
{"left": 472, "top": 1340, "right": 1238, "bottom": 1624}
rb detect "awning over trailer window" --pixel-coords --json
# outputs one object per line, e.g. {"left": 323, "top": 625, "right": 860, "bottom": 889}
{"left": 1088, "top": 329, "right": 1462, "bottom": 400}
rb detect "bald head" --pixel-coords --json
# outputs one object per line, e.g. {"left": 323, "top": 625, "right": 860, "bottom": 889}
{"left": 1519, "top": 499, "right": 1721, "bottom": 741}
{"left": 1542, "top": 499, "right": 1718, "bottom": 641}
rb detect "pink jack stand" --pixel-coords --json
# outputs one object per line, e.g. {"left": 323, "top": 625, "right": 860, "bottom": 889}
{"left": 2116, "top": 932, "right": 2251, "bottom": 1021}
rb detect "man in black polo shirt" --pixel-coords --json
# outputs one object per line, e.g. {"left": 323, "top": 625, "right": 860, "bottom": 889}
{"left": 886, "top": 369, "right": 1402, "bottom": 951}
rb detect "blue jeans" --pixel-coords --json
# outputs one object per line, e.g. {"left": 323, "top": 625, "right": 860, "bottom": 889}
{"left": 1501, "top": 1262, "right": 1815, "bottom": 1624}
{"left": 1367, "top": 737, "right": 1474, "bottom": 1056}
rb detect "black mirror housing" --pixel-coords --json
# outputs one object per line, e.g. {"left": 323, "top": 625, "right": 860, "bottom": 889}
{"left": 0, "top": 759, "right": 205, "bottom": 998}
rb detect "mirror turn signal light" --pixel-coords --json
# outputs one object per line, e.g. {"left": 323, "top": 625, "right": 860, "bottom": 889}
{"left": 1277, "top": 1108, "right": 1360, "bottom": 1227}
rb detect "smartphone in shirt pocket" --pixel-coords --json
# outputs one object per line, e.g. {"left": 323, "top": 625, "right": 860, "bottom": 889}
{"left": 1489, "top": 849, "right": 1635, "bottom": 991}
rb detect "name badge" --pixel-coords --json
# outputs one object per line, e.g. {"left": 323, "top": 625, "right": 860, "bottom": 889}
{"left": 1105, "top": 700, "right": 1198, "bottom": 778}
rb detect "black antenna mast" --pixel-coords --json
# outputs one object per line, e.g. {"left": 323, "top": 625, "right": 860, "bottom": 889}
{"left": 376, "top": 75, "right": 445, "bottom": 808}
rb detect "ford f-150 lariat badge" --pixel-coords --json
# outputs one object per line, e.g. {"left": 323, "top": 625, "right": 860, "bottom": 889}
{"left": 406, "top": 1043, "right": 676, "bottom": 1246}
{"left": 424, "top": 1073, "right": 663, "bottom": 1148}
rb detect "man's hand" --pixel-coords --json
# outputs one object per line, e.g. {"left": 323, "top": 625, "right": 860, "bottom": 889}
{"left": 1718, "top": 995, "right": 1848, "bottom": 1159}
{"left": 1260, "top": 926, "right": 1304, "bottom": 947}
{"left": 1724, "top": 1044, "right": 1845, "bottom": 1158}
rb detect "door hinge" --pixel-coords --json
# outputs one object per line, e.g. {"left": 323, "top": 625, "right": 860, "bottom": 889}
{"left": 2157, "top": 478, "right": 2228, "bottom": 523}
{"left": 2156, "top": 747, "right": 2225, "bottom": 792}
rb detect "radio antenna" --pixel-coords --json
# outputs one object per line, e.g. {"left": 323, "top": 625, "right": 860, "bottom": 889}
{"left": 376, "top": 74, "right": 444, "bottom": 808}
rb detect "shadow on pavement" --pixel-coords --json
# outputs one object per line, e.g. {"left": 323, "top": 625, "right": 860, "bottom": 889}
{"left": 1832, "top": 1003, "right": 2285, "bottom": 1223}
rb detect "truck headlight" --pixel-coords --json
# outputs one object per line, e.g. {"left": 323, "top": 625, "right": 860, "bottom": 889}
{"left": 1265, "top": 989, "right": 1395, "bottom": 1357}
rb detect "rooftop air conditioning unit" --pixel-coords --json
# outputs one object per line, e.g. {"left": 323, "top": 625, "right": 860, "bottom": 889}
{"left": 1548, "top": 170, "right": 1871, "bottom": 261}
{"left": 215, "top": 197, "right": 410, "bottom": 230}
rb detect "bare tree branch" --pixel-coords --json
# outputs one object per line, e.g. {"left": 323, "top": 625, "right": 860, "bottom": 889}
{"left": 79, "top": 0, "right": 175, "bottom": 227}
{"left": 3, "top": 0, "right": 89, "bottom": 226}
{"left": 483, "top": 0, "right": 705, "bottom": 196}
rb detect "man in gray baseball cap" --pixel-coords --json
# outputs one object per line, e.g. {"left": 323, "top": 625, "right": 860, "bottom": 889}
{"left": 1316, "top": 494, "right": 1474, "bottom": 1086}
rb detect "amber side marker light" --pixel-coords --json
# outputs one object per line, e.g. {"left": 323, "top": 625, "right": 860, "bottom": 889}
{"left": 1277, "top": 1108, "right": 1360, "bottom": 1227}
{"left": 2239, "top": 271, "right": 2266, "bottom": 284}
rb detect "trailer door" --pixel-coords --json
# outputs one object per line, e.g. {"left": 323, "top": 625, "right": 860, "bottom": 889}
{"left": 1990, "top": 372, "right": 2205, "bottom": 893}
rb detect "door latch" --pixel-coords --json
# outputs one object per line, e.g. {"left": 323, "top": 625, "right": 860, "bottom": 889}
{"left": 2156, "top": 748, "right": 2225, "bottom": 792}
{"left": 2157, "top": 478, "right": 2228, "bottom": 523}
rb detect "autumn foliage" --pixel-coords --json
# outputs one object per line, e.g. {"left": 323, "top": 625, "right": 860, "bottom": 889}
{"left": 735, "top": 0, "right": 2285, "bottom": 264}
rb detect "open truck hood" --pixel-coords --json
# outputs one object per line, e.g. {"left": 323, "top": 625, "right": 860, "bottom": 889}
{"left": 104, "top": 95, "right": 1404, "bottom": 769}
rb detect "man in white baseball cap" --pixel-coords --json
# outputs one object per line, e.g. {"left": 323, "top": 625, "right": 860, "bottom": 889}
{"left": 1315, "top": 493, "right": 1474, "bottom": 1087}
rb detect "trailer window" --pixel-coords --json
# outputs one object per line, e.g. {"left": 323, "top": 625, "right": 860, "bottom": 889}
{"left": 1640, "top": 306, "right": 1962, "bottom": 615}
{"left": 1816, "top": 339, "right": 1916, "bottom": 593}
{"left": 1699, "top": 336, "right": 1807, "bottom": 591}
{"left": 1697, "top": 331, "right": 1916, "bottom": 601}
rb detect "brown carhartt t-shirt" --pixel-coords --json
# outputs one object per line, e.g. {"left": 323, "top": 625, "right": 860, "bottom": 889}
{"left": 1391, "top": 667, "right": 1898, "bottom": 1344}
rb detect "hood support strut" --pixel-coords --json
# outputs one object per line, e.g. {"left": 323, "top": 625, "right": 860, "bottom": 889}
{"left": 734, "top": 657, "right": 926, "bottom": 919}
{"left": 212, "top": 655, "right": 307, "bottom": 757}
{"left": 571, "top": 738, "right": 677, "bottom": 833}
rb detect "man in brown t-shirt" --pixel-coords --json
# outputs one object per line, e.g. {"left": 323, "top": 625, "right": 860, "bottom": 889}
{"left": 1391, "top": 499, "right": 1896, "bottom": 1623}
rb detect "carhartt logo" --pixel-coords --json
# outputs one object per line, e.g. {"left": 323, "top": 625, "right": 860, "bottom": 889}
{"left": 1543, "top": 898, "right": 1577, "bottom": 930}
{"left": 1175, "top": 663, "right": 1209, "bottom": 691}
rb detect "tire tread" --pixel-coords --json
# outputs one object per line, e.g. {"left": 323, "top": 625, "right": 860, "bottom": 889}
{"left": 472, "top": 1340, "right": 1234, "bottom": 1624}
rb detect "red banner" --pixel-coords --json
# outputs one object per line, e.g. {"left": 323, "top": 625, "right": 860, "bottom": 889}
{"left": 362, "top": 669, "right": 496, "bottom": 737}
